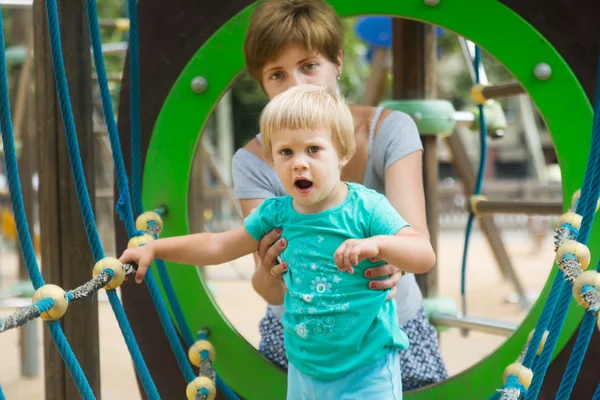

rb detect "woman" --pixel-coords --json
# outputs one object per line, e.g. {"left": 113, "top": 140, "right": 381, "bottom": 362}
{"left": 232, "top": 0, "right": 448, "bottom": 391}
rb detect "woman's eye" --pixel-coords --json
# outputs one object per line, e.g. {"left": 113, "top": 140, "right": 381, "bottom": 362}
{"left": 271, "top": 72, "right": 284, "bottom": 80}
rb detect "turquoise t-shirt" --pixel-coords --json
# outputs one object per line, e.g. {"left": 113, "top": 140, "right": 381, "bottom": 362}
{"left": 244, "top": 182, "right": 410, "bottom": 380}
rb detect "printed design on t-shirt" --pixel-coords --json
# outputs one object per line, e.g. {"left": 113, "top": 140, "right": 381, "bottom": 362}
{"left": 285, "top": 234, "right": 359, "bottom": 340}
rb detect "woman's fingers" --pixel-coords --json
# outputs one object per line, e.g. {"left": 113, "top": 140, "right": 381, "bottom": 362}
{"left": 257, "top": 228, "right": 283, "bottom": 261}
{"left": 364, "top": 263, "right": 399, "bottom": 279}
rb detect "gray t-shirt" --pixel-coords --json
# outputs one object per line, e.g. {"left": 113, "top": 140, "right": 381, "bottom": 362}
{"left": 231, "top": 108, "right": 424, "bottom": 326}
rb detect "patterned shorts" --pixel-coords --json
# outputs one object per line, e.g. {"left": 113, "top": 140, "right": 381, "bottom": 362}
{"left": 258, "top": 305, "right": 448, "bottom": 391}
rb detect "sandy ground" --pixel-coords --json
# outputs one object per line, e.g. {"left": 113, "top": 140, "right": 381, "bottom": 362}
{"left": 0, "top": 228, "right": 557, "bottom": 399}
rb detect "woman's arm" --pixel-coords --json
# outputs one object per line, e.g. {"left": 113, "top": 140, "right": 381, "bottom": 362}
{"left": 384, "top": 151, "right": 430, "bottom": 240}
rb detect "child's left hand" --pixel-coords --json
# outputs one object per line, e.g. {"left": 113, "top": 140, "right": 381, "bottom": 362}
{"left": 334, "top": 238, "right": 380, "bottom": 274}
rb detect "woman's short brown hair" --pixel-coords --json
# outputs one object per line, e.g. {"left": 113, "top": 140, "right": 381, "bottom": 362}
{"left": 244, "top": 0, "right": 344, "bottom": 82}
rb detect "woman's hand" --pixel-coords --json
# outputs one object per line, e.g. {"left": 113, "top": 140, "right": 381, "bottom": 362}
{"left": 364, "top": 263, "right": 402, "bottom": 300}
{"left": 255, "top": 226, "right": 288, "bottom": 290}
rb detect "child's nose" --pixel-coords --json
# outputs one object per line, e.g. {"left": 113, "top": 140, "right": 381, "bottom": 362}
{"left": 292, "top": 155, "right": 309, "bottom": 170}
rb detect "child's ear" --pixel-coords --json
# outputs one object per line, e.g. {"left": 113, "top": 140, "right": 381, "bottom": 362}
{"left": 338, "top": 154, "right": 351, "bottom": 168}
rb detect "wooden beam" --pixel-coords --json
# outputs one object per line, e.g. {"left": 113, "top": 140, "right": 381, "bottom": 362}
{"left": 444, "top": 133, "right": 528, "bottom": 308}
{"left": 33, "top": 0, "right": 101, "bottom": 398}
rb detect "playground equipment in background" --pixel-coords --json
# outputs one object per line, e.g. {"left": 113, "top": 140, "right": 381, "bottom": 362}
{"left": 137, "top": 0, "right": 598, "bottom": 399}
{"left": 1, "top": 0, "right": 600, "bottom": 399}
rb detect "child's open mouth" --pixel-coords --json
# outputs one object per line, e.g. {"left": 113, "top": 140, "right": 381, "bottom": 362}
{"left": 294, "top": 179, "right": 313, "bottom": 193}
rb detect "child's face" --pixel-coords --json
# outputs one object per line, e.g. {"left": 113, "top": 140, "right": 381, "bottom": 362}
{"left": 271, "top": 127, "right": 349, "bottom": 213}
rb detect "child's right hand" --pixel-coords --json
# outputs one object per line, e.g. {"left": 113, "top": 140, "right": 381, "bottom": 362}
{"left": 119, "top": 244, "right": 156, "bottom": 284}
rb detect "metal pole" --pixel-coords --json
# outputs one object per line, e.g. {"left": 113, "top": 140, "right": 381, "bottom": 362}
{"left": 430, "top": 313, "right": 517, "bottom": 337}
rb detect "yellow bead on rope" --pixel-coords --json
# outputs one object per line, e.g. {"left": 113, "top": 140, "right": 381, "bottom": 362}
{"left": 188, "top": 340, "right": 216, "bottom": 367}
{"left": 555, "top": 240, "right": 591, "bottom": 271}
{"left": 135, "top": 211, "right": 163, "bottom": 233}
{"left": 186, "top": 377, "right": 216, "bottom": 400}
{"left": 527, "top": 330, "right": 549, "bottom": 356}
{"left": 127, "top": 234, "right": 154, "bottom": 249}
{"left": 571, "top": 189, "right": 600, "bottom": 212}
{"left": 92, "top": 257, "right": 126, "bottom": 290}
{"left": 556, "top": 212, "right": 583, "bottom": 231}
{"left": 503, "top": 362, "right": 533, "bottom": 390}
{"left": 32, "top": 284, "right": 69, "bottom": 321}
{"left": 572, "top": 270, "right": 600, "bottom": 309}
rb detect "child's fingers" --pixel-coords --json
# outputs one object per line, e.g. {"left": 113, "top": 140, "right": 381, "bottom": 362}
{"left": 334, "top": 243, "right": 346, "bottom": 270}
{"left": 350, "top": 245, "right": 361, "bottom": 267}
{"left": 343, "top": 246, "right": 354, "bottom": 273}
{"left": 135, "top": 261, "right": 149, "bottom": 284}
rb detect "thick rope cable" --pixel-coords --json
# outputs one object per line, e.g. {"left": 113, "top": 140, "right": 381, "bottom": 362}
{"left": 88, "top": 3, "right": 240, "bottom": 399}
{"left": 553, "top": 57, "right": 600, "bottom": 397}
{"left": 123, "top": 0, "right": 240, "bottom": 397}
{"left": 593, "top": 382, "right": 600, "bottom": 400}
{"left": 0, "top": 5, "right": 95, "bottom": 399}
{"left": 44, "top": 0, "right": 160, "bottom": 398}
{"left": 555, "top": 308, "right": 597, "bottom": 398}
{"left": 460, "top": 45, "right": 488, "bottom": 317}
{"left": 86, "top": 0, "right": 197, "bottom": 384}
{"left": 0, "top": 266, "right": 137, "bottom": 333}
{"left": 524, "top": 52, "right": 600, "bottom": 400}
{"left": 0, "top": 3, "right": 95, "bottom": 399}
{"left": 124, "top": 0, "right": 199, "bottom": 350}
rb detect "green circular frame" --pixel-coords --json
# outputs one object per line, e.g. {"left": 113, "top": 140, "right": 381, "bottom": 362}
{"left": 143, "top": 0, "right": 595, "bottom": 398}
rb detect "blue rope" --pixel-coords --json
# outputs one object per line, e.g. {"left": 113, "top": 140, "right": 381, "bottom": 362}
{"left": 87, "top": 0, "right": 230, "bottom": 392}
{"left": 488, "top": 376, "right": 525, "bottom": 400}
{"left": 0, "top": 4, "right": 97, "bottom": 399}
{"left": 525, "top": 52, "right": 600, "bottom": 400}
{"left": 521, "top": 269, "right": 565, "bottom": 368}
{"left": 85, "top": 0, "right": 138, "bottom": 238}
{"left": 553, "top": 101, "right": 600, "bottom": 398}
{"left": 197, "top": 332, "right": 241, "bottom": 400}
{"left": 144, "top": 269, "right": 197, "bottom": 383}
{"left": 87, "top": 0, "right": 195, "bottom": 382}
{"left": 128, "top": 0, "right": 142, "bottom": 215}
{"left": 0, "top": 13, "right": 43, "bottom": 290}
{"left": 124, "top": 0, "right": 196, "bottom": 349}
{"left": 48, "top": 321, "right": 97, "bottom": 399}
{"left": 45, "top": 0, "right": 104, "bottom": 261}
{"left": 460, "top": 45, "right": 488, "bottom": 316}
{"left": 124, "top": 1, "right": 239, "bottom": 398}
{"left": 593, "top": 383, "right": 600, "bottom": 400}
{"left": 554, "top": 308, "right": 597, "bottom": 398}
{"left": 45, "top": 1, "right": 160, "bottom": 398}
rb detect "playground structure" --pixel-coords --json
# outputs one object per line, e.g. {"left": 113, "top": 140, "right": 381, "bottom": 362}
{"left": 0, "top": 0, "right": 600, "bottom": 399}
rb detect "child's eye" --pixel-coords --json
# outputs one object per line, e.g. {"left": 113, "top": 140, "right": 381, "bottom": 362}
{"left": 280, "top": 149, "right": 293, "bottom": 156}
{"left": 307, "top": 146, "right": 320, "bottom": 154}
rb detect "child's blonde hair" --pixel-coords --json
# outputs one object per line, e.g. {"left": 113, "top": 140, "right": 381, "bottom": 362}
{"left": 259, "top": 84, "right": 355, "bottom": 163}
{"left": 243, "top": 0, "right": 344, "bottom": 83}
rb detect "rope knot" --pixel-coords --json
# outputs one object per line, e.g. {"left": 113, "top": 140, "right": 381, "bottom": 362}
{"left": 558, "top": 258, "right": 582, "bottom": 283}
{"left": 498, "top": 387, "right": 523, "bottom": 400}
{"left": 553, "top": 226, "right": 577, "bottom": 251}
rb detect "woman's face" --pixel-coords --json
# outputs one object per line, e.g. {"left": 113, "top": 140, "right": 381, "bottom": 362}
{"left": 261, "top": 44, "right": 343, "bottom": 99}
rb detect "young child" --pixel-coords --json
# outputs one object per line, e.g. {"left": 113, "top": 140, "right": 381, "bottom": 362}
{"left": 119, "top": 84, "right": 435, "bottom": 399}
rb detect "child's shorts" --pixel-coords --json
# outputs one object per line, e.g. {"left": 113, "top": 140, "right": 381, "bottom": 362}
{"left": 286, "top": 350, "right": 402, "bottom": 400}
